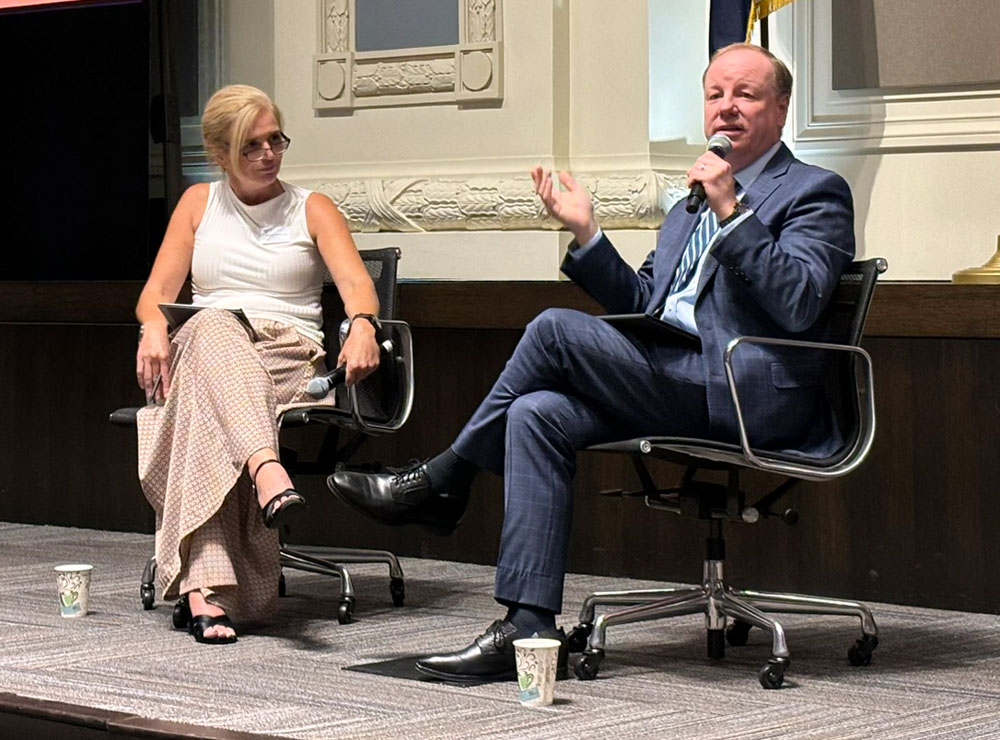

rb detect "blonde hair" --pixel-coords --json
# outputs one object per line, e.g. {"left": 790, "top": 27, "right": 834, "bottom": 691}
{"left": 201, "top": 84, "right": 285, "bottom": 179}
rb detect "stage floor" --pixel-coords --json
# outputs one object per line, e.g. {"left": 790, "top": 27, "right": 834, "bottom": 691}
{"left": 2, "top": 522, "right": 1000, "bottom": 739}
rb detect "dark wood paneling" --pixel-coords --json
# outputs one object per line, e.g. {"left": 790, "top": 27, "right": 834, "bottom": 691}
{"left": 0, "top": 282, "right": 183, "bottom": 324}
{"left": 0, "top": 324, "right": 151, "bottom": 532}
{"left": 397, "top": 281, "right": 603, "bottom": 329}
{"left": 396, "top": 281, "right": 1000, "bottom": 338}
{"left": 4, "top": 279, "right": 1000, "bottom": 336}
{"left": 864, "top": 283, "right": 1000, "bottom": 338}
{"left": 1, "top": 281, "right": 999, "bottom": 613}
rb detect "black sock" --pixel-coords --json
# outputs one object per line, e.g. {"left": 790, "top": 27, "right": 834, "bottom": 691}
{"left": 505, "top": 603, "right": 556, "bottom": 636}
{"left": 423, "top": 447, "right": 477, "bottom": 494}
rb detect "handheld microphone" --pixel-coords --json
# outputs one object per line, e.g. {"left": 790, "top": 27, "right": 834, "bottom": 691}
{"left": 685, "top": 134, "right": 733, "bottom": 213}
{"left": 305, "top": 338, "right": 394, "bottom": 399}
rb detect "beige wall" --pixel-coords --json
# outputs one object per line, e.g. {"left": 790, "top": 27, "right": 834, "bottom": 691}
{"left": 815, "top": 150, "right": 1000, "bottom": 279}
{"left": 275, "top": 4, "right": 557, "bottom": 174}
{"left": 225, "top": 0, "right": 1000, "bottom": 281}
{"left": 767, "top": 0, "right": 1000, "bottom": 280}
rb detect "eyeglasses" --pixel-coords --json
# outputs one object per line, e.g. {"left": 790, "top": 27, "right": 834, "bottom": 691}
{"left": 241, "top": 133, "right": 291, "bottom": 161}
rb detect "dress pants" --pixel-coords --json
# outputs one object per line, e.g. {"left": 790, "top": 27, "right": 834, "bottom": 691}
{"left": 452, "top": 308, "right": 711, "bottom": 613}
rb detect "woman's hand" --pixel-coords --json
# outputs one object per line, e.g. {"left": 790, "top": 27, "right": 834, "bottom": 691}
{"left": 132, "top": 184, "right": 204, "bottom": 404}
{"left": 136, "top": 322, "right": 171, "bottom": 404}
{"left": 337, "top": 318, "right": 380, "bottom": 386}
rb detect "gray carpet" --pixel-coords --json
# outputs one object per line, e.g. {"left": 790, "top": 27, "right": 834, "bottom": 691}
{"left": 3, "top": 522, "right": 1000, "bottom": 739}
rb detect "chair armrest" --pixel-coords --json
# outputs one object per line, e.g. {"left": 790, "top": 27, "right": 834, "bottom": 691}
{"left": 294, "top": 319, "right": 414, "bottom": 435}
{"left": 344, "top": 320, "right": 414, "bottom": 434}
{"left": 279, "top": 405, "right": 359, "bottom": 428}
{"left": 722, "top": 335, "right": 876, "bottom": 479}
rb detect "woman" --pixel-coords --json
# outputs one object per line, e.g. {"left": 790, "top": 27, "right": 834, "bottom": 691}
{"left": 134, "top": 84, "right": 380, "bottom": 644}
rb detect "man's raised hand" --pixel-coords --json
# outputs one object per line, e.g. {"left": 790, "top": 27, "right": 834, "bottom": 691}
{"left": 531, "top": 167, "right": 598, "bottom": 245}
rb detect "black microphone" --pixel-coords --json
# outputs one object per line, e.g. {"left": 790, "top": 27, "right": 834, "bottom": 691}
{"left": 305, "top": 338, "right": 394, "bottom": 399}
{"left": 685, "top": 134, "right": 733, "bottom": 213}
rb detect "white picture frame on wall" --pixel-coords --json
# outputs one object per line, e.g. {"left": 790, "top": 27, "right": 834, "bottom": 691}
{"left": 790, "top": 0, "right": 1000, "bottom": 153}
{"left": 313, "top": 0, "right": 503, "bottom": 112}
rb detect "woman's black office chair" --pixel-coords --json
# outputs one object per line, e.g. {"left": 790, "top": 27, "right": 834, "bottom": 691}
{"left": 568, "top": 258, "right": 887, "bottom": 689}
{"left": 111, "top": 247, "right": 413, "bottom": 625}
{"left": 277, "top": 247, "right": 414, "bottom": 623}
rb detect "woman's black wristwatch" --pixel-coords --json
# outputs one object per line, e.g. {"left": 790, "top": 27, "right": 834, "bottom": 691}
{"left": 349, "top": 313, "right": 381, "bottom": 334}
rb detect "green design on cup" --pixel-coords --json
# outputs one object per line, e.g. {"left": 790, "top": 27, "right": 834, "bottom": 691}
{"left": 60, "top": 590, "right": 79, "bottom": 608}
{"left": 518, "top": 672, "right": 534, "bottom": 691}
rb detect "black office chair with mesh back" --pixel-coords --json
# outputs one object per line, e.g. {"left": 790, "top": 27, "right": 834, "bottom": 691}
{"left": 113, "top": 247, "right": 413, "bottom": 625}
{"left": 567, "top": 258, "right": 887, "bottom": 689}
{"left": 277, "top": 246, "right": 414, "bottom": 623}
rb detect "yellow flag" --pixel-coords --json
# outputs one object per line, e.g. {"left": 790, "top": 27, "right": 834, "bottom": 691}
{"left": 745, "top": 0, "right": 797, "bottom": 41}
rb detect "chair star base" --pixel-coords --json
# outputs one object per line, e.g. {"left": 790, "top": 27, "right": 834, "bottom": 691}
{"left": 567, "top": 539, "right": 878, "bottom": 689}
{"left": 279, "top": 546, "right": 405, "bottom": 624}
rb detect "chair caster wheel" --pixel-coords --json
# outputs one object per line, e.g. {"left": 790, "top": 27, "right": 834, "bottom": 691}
{"left": 574, "top": 649, "right": 604, "bottom": 680}
{"left": 758, "top": 657, "right": 788, "bottom": 689}
{"left": 726, "top": 620, "right": 751, "bottom": 647}
{"left": 278, "top": 573, "right": 287, "bottom": 597}
{"left": 140, "top": 585, "right": 155, "bottom": 611}
{"left": 338, "top": 598, "right": 354, "bottom": 624}
{"left": 389, "top": 577, "right": 405, "bottom": 607}
{"left": 848, "top": 634, "right": 878, "bottom": 666}
{"left": 566, "top": 623, "right": 593, "bottom": 653}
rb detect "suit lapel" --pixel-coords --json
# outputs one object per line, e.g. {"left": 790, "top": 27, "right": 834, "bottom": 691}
{"left": 648, "top": 207, "right": 702, "bottom": 313}
{"left": 744, "top": 142, "right": 793, "bottom": 213}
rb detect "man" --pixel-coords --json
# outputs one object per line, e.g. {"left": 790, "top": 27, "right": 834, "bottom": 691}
{"left": 328, "top": 43, "right": 855, "bottom": 682}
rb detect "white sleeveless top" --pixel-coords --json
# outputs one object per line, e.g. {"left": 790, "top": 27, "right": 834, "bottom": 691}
{"left": 191, "top": 179, "right": 325, "bottom": 345}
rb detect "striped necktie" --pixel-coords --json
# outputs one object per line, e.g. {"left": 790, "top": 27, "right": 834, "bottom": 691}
{"left": 668, "top": 207, "right": 719, "bottom": 297}
{"left": 668, "top": 183, "right": 743, "bottom": 297}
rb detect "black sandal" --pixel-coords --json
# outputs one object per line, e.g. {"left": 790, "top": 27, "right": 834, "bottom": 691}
{"left": 189, "top": 614, "right": 238, "bottom": 645}
{"left": 253, "top": 458, "right": 307, "bottom": 529}
{"left": 172, "top": 594, "right": 192, "bottom": 630}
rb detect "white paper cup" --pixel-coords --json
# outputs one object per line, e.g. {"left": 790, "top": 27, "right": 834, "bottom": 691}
{"left": 513, "top": 637, "right": 561, "bottom": 707}
{"left": 54, "top": 564, "right": 93, "bottom": 618}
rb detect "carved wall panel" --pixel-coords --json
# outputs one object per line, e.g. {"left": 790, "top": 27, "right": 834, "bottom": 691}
{"left": 314, "top": 0, "right": 503, "bottom": 111}
{"left": 310, "top": 171, "right": 687, "bottom": 233}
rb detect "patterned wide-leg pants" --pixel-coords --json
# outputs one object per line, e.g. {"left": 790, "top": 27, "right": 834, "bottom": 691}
{"left": 136, "top": 309, "right": 327, "bottom": 621}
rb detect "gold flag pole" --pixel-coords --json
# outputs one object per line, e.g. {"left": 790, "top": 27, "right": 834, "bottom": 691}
{"left": 953, "top": 236, "right": 1000, "bottom": 284}
{"left": 746, "top": 0, "right": 798, "bottom": 42}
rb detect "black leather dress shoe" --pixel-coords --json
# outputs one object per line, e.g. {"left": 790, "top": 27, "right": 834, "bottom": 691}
{"left": 327, "top": 463, "right": 468, "bottom": 535}
{"left": 415, "top": 619, "right": 568, "bottom": 683}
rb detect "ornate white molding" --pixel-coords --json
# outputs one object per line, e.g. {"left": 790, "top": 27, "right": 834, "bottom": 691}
{"left": 467, "top": 0, "right": 496, "bottom": 42}
{"left": 302, "top": 171, "right": 687, "bottom": 233}
{"left": 314, "top": 0, "right": 503, "bottom": 111}
{"left": 323, "top": 0, "right": 350, "bottom": 53}
{"left": 355, "top": 58, "right": 456, "bottom": 97}
{"left": 792, "top": 0, "right": 1000, "bottom": 152}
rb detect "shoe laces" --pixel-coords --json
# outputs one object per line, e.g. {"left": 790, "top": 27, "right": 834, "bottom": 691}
{"left": 392, "top": 463, "right": 427, "bottom": 487}
{"left": 483, "top": 619, "right": 516, "bottom": 650}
